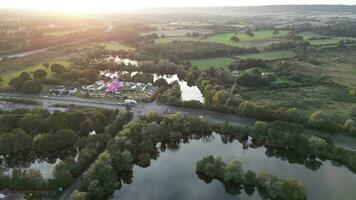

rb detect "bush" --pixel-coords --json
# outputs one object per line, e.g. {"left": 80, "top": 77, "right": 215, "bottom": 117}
{"left": 255, "top": 121, "right": 268, "bottom": 135}
{"left": 308, "top": 111, "right": 343, "bottom": 133}
{"left": 343, "top": 119, "right": 355, "bottom": 132}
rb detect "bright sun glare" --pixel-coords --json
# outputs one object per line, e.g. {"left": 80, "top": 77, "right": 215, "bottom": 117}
{"left": 1, "top": 0, "right": 355, "bottom": 14}
{"left": 0, "top": 0, "right": 142, "bottom": 14}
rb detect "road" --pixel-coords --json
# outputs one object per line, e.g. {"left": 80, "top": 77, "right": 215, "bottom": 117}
{"left": 2, "top": 92, "right": 356, "bottom": 199}
{"left": 1, "top": 92, "right": 356, "bottom": 151}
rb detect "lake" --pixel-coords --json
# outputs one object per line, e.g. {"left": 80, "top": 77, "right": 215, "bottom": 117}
{"left": 112, "top": 133, "right": 356, "bottom": 200}
{"left": 154, "top": 74, "right": 204, "bottom": 103}
{"left": 0, "top": 149, "right": 78, "bottom": 179}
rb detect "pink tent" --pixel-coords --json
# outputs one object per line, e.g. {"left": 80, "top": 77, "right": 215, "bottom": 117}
{"left": 107, "top": 80, "right": 124, "bottom": 92}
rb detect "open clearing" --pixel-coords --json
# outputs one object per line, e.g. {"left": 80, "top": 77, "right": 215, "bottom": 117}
{"left": 189, "top": 57, "right": 235, "bottom": 69}
{"left": 0, "top": 59, "right": 71, "bottom": 88}
{"left": 203, "top": 30, "right": 288, "bottom": 49}
{"left": 298, "top": 32, "right": 343, "bottom": 46}
{"left": 244, "top": 85, "right": 355, "bottom": 120}
{"left": 239, "top": 50, "right": 296, "bottom": 61}
{"left": 44, "top": 29, "right": 79, "bottom": 36}
{"left": 295, "top": 49, "right": 356, "bottom": 88}
{"left": 97, "top": 42, "right": 135, "bottom": 51}
{"left": 154, "top": 37, "right": 199, "bottom": 44}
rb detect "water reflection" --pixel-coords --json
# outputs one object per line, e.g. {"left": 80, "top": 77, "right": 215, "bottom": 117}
{"left": 112, "top": 133, "right": 356, "bottom": 200}
{"left": 0, "top": 149, "right": 77, "bottom": 179}
{"left": 154, "top": 74, "right": 204, "bottom": 103}
{"left": 104, "top": 56, "right": 138, "bottom": 66}
{"left": 98, "top": 71, "right": 205, "bottom": 103}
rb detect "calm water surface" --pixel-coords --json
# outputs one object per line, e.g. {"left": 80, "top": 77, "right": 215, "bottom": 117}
{"left": 113, "top": 133, "right": 356, "bottom": 200}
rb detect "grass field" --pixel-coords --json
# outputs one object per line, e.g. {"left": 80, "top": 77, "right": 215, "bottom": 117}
{"left": 239, "top": 50, "right": 295, "bottom": 61}
{"left": 243, "top": 85, "right": 355, "bottom": 120}
{"left": 304, "top": 49, "right": 356, "bottom": 88}
{"left": 97, "top": 42, "right": 135, "bottom": 51}
{"left": 298, "top": 32, "right": 342, "bottom": 46}
{"left": 0, "top": 59, "right": 71, "bottom": 88}
{"left": 154, "top": 37, "right": 199, "bottom": 44}
{"left": 44, "top": 29, "right": 78, "bottom": 36}
{"left": 190, "top": 57, "right": 235, "bottom": 69}
{"left": 203, "top": 30, "right": 288, "bottom": 49}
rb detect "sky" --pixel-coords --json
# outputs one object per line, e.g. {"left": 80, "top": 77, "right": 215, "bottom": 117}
{"left": 0, "top": 0, "right": 355, "bottom": 13}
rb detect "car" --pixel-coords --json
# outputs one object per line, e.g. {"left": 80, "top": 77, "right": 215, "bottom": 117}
{"left": 124, "top": 99, "right": 137, "bottom": 105}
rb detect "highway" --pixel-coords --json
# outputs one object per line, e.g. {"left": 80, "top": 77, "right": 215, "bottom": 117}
{"left": 1, "top": 92, "right": 356, "bottom": 199}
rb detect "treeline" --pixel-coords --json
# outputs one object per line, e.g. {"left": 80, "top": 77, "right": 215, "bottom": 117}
{"left": 0, "top": 107, "right": 123, "bottom": 154}
{"left": 196, "top": 156, "right": 306, "bottom": 200}
{"left": 239, "top": 102, "right": 352, "bottom": 134}
{"left": 72, "top": 112, "right": 356, "bottom": 199}
{"left": 0, "top": 108, "right": 133, "bottom": 196}
{"left": 73, "top": 112, "right": 215, "bottom": 200}
{"left": 153, "top": 62, "right": 351, "bottom": 135}
{"left": 141, "top": 41, "right": 259, "bottom": 61}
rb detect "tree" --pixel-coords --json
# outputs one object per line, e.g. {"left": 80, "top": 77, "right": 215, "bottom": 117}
{"left": 9, "top": 77, "right": 24, "bottom": 90}
{"left": 19, "top": 72, "right": 32, "bottom": 81}
{"left": 137, "top": 153, "right": 151, "bottom": 167}
{"left": 343, "top": 119, "right": 355, "bottom": 132}
{"left": 56, "top": 129, "right": 77, "bottom": 148}
{"left": 212, "top": 90, "right": 230, "bottom": 105}
{"left": 43, "top": 63, "right": 50, "bottom": 68}
{"left": 72, "top": 191, "right": 87, "bottom": 200}
{"left": 21, "top": 80, "right": 42, "bottom": 94}
{"left": 308, "top": 111, "right": 342, "bottom": 132}
{"left": 244, "top": 170, "right": 258, "bottom": 185}
{"left": 309, "top": 136, "right": 327, "bottom": 155}
{"left": 51, "top": 63, "right": 66, "bottom": 74}
{"left": 33, "top": 69, "right": 47, "bottom": 79}
{"left": 111, "top": 150, "right": 133, "bottom": 171}
{"left": 0, "top": 128, "right": 32, "bottom": 154}
{"left": 53, "top": 161, "right": 73, "bottom": 188}
{"left": 230, "top": 36, "right": 240, "bottom": 42}
{"left": 80, "top": 152, "right": 118, "bottom": 200}
{"left": 154, "top": 78, "right": 168, "bottom": 87}
{"left": 223, "top": 160, "right": 244, "bottom": 183}
{"left": 80, "top": 119, "right": 94, "bottom": 136}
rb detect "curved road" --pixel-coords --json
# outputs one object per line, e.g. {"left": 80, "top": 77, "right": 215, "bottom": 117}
{"left": 2, "top": 92, "right": 356, "bottom": 199}
{"left": 1, "top": 92, "right": 356, "bottom": 151}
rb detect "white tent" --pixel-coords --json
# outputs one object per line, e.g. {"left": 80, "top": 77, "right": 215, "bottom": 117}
{"left": 0, "top": 193, "right": 6, "bottom": 199}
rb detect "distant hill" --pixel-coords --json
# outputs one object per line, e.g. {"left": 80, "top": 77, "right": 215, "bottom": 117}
{"left": 142, "top": 5, "right": 356, "bottom": 14}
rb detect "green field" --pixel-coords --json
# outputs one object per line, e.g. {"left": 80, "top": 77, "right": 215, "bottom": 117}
{"left": 296, "top": 49, "right": 356, "bottom": 88}
{"left": 190, "top": 57, "right": 235, "bottom": 69}
{"left": 239, "top": 50, "right": 296, "bottom": 61}
{"left": 44, "top": 29, "right": 78, "bottom": 36}
{"left": 244, "top": 85, "right": 355, "bottom": 120}
{"left": 298, "top": 32, "right": 342, "bottom": 46}
{"left": 204, "top": 31, "right": 288, "bottom": 49}
{"left": 98, "top": 42, "right": 135, "bottom": 51}
{"left": 0, "top": 60, "right": 71, "bottom": 88}
{"left": 155, "top": 37, "right": 199, "bottom": 44}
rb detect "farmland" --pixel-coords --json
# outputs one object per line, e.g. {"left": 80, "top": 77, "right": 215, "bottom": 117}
{"left": 239, "top": 50, "right": 295, "bottom": 61}
{"left": 0, "top": 59, "right": 71, "bottom": 88}
{"left": 203, "top": 30, "right": 289, "bottom": 49}
{"left": 189, "top": 57, "right": 235, "bottom": 69}
{"left": 96, "top": 42, "right": 135, "bottom": 51}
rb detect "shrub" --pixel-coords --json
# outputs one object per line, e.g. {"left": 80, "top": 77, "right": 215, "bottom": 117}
{"left": 308, "top": 111, "right": 342, "bottom": 133}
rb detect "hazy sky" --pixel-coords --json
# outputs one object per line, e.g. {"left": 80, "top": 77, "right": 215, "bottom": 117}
{"left": 0, "top": 0, "right": 355, "bottom": 13}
